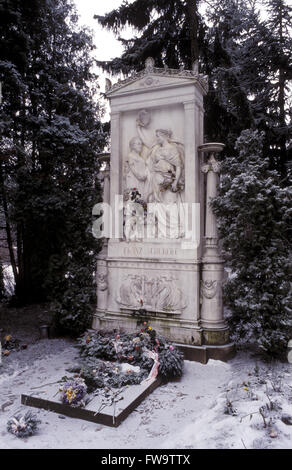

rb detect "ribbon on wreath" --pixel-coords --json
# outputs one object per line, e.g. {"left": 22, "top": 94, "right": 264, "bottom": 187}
{"left": 141, "top": 350, "right": 160, "bottom": 385}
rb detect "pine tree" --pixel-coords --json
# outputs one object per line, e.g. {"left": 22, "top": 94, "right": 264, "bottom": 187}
{"left": 203, "top": 0, "right": 265, "bottom": 150}
{"left": 262, "top": 0, "right": 292, "bottom": 173}
{"left": 212, "top": 129, "right": 292, "bottom": 357}
{"left": 95, "top": 0, "right": 203, "bottom": 73}
{"left": 204, "top": 0, "right": 292, "bottom": 169}
{"left": 0, "top": 0, "right": 105, "bottom": 333}
{"left": 96, "top": 0, "right": 292, "bottom": 171}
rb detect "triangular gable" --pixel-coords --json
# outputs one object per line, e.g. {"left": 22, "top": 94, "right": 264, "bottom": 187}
{"left": 106, "top": 58, "right": 208, "bottom": 97}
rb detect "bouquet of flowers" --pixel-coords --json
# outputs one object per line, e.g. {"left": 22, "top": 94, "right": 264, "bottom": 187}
{"left": 7, "top": 411, "right": 40, "bottom": 438}
{"left": 2, "top": 334, "right": 20, "bottom": 354}
{"left": 59, "top": 378, "right": 87, "bottom": 407}
{"left": 124, "top": 188, "right": 147, "bottom": 213}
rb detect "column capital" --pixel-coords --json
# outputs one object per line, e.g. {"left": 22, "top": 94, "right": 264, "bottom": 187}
{"left": 201, "top": 154, "right": 221, "bottom": 174}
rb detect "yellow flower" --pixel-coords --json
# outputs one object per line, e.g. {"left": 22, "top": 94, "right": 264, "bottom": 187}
{"left": 4, "top": 335, "right": 11, "bottom": 342}
{"left": 243, "top": 387, "right": 249, "bottom": 391}
{"left": 148, "top": 326, "right": 152, "bottom": 330}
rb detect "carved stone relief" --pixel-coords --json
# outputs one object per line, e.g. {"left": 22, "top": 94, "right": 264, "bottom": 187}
{"left": 97, "top": 263, "right": 108, "bottom": 310}
{"left": 123, "top": 108, "right": 186, "bottom": 240}
{"left": 201, "top": 280, "right": 218, "bottom": 299}
{"left": 116, "top": 274, "right": 187, "bottom": 314}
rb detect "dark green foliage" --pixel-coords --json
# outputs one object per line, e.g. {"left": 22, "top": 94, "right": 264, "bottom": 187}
{"left": 77, "top": 327, "right": 184, "bottom": 382}
{"left": 95, "top": 0, "right": 203, "bottom": 73}
{"left": 78, "top": 329, "right": 155, "bottom": 365}
{"left": 96, "top": 0, "right": 291, "bottom": 172}
{"left": 107, "top": 370, "right": 146, "bottom": 388}
{"left": 158, "top": 348, "right": 184, "bottom": 379}
{"left": 204, "top": 0, "right": 292, "bottom": 172}
{"left": 78, "top": 331, "right": 118, "bottom": 361}
{"left": 80, "top": 366, "right": 105, "bottom": 393}
{"left": 69, "top": 360, "right": 148, "bottom": 393}
{"left": 0, "top": 0, "right": 106, "bottom": 333}
{"left": 212, "top": 129, "right": 292, "bottom": 356}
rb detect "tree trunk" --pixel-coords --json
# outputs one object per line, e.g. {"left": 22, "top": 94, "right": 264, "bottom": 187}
{"left": 186, "top": 0, "right": 199, "bottom": 67}
{"left": 0, "top": 168, "right": 18, "bottom": 286}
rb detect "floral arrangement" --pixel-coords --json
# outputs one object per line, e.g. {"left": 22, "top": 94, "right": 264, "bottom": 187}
{"left": 124, "top": 188, "right": 148, "bottom": 219}
{"left": 124, "top": 187, "right": 147, "bottom": 211}
{"left": 68, "top": 360, "right": 147, "bottom": 393}
{"left": 7, "top": 412, "right": 40, "bottom": 438}
{"left": 59, "top": 378, "right": 87, "bottom": 407}
{"left": 123, "top": 188, "right": 148, "bottom": 241}
{"left": 2, "top": 335, "right": 20, "bottom": 356}
{"left": 77, "top": 325, "right": 184, "bottom": 385}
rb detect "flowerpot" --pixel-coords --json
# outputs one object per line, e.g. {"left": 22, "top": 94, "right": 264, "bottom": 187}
{"left": 39, "top": 325, "right": 50, "bottom": 339}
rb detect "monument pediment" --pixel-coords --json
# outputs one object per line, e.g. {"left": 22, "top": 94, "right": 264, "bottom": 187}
{"left": 106, "top": 57, "right": 208, "bottom": 97}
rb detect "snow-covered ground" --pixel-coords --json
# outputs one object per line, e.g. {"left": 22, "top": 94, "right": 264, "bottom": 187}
{"left": 0, "top": 338, "right": 292, "bottom": 449}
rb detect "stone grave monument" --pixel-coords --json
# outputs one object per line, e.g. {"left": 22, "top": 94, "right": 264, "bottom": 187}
{"left": 93, "top": 58, "right": 235, "bottom": 362}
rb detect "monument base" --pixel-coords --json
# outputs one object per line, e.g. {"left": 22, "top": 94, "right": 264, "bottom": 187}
{"left": 93, "top": 310, "right": 236, "bottom": 363}
{"left": 175, "top": 342, "right": 236, "bottom": 364}
{"left": 202, "top": 327, "right": 231, "bottom": 346}
{"left": 93, "top": 310, "right": 203, "bottom": 346}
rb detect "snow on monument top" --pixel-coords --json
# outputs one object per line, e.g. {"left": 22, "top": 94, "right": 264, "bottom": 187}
{"left": 105, "top": 57, "right": 208, "bottom": 97}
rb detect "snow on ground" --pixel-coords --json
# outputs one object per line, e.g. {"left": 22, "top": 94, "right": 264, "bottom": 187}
{"left": 0, "top": 338, "right": 292, "bottom": 449}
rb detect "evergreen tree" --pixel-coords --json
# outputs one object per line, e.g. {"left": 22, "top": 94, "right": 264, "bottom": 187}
{"left": 212, "top": 130, "right": 292, "bottom": 356}
{"left": 263, "top": 0, "right": 292, "bottom": 173}
{"left": 205, "top": 0, "right": 292, "bottom": 171}
{"left": 96, "top": 0, "right": 291, "bottom": 171}
{"left": 203, "top": 0, "right": 266, "bottom": 151}
{"left": 0, "top": 0, "right": 105, "bottom": 333}
{"left": 95, "top": 0, "right": 204, "bottom": 73}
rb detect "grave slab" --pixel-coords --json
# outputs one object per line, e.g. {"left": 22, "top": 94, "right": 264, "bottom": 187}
{"left": 21, "top": 377, "right": 162, "bottom": 427}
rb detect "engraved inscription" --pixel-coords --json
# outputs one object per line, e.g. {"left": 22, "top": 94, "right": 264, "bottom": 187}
{"left": 123, "top": 246, "right": 177, "bottom": 257}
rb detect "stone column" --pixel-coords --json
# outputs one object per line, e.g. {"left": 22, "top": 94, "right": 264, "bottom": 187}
{"left": 93, "top": 157, "right": 110, "bottom": 328}
{"left": 183, "top": 101, "right": 197, "bottom": 205}
{"left": 183, "top": 101, "right": 200, "bottom": 321}
{"left": 103, "top": 159, "right": 110, "bottom": 206}
{"left": 110, "top": 111, "right": 123, "bottom": 240}
{"left": 199, "top": 145, "right": 229, "bottom": 345}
